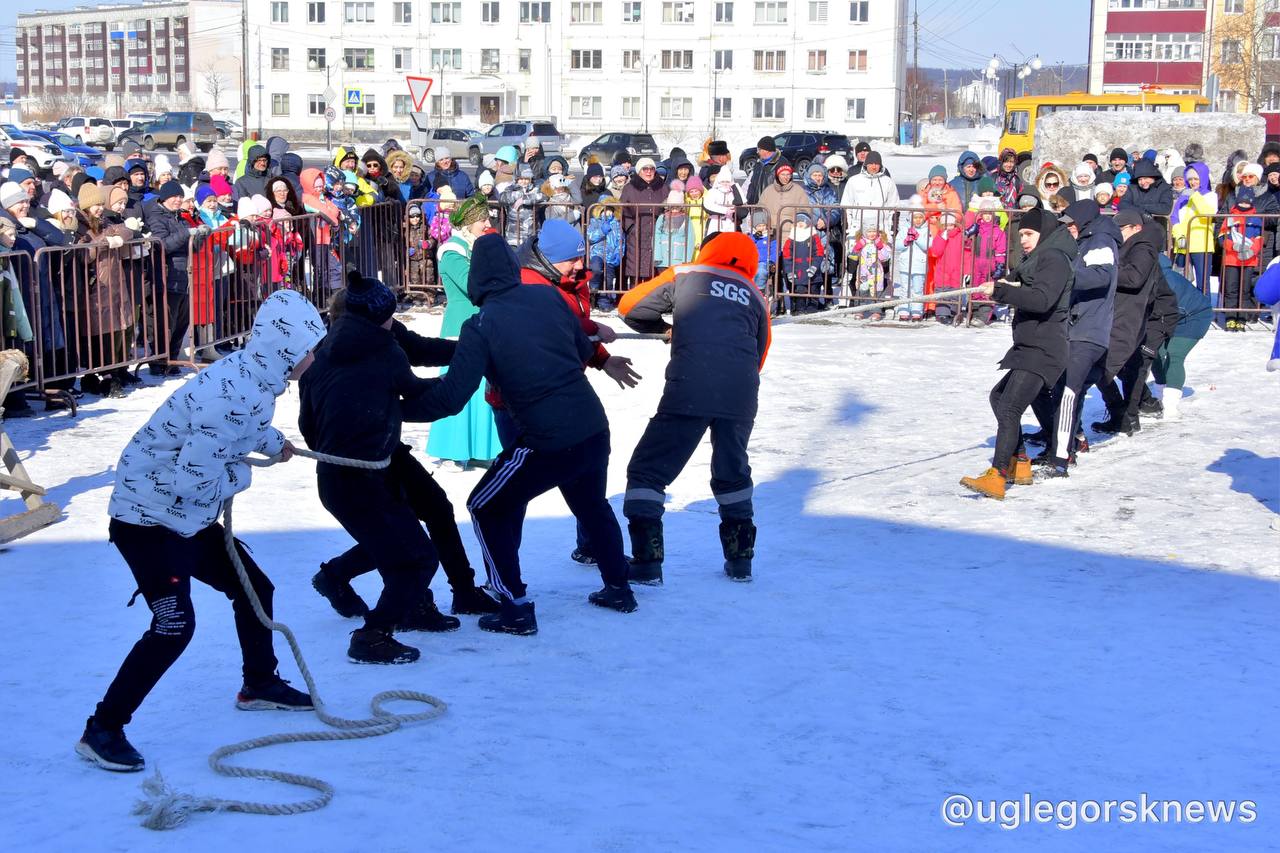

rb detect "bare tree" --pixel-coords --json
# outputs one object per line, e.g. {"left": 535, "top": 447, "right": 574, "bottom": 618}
{"left": 201, "top": 60, "right": 228, "bottom": 111}
{"left": 1212, "top": 1, "right": 1280, "bottom": 112}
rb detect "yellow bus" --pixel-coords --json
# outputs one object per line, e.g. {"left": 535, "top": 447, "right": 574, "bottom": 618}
{"left": 999, "top": 92, "right": 1210, "bottom": 162}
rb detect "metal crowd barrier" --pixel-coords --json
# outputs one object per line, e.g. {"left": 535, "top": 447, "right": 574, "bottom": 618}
{"left": 1179, "top": 211, "right": 1280, "bottom": 322}
{"left": 0, "top": 250, "right": 40, "bottom": 395}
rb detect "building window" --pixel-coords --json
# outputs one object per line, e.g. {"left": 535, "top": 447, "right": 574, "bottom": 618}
{"left": 1224, "top": 0, "right": 1244, "bottom": 11}
{"left": 346, "top": 92, "right": 376, "bottom": 115}
{"left": 660, "top": 49, "right": 694, "bottom": 70}
{"left": 519, "top": 95, "right": 531, "bottom": 113}
{"left": 395, "top": 2, "right": 414, "bottom": 23}
{"left": 520, "top": 1, "right": 551, "bottom": 22}
{"left": 1104, "top": 33, "right": 1202, "bottom": 62}
{"left": 622, "top": 1, "right": 642, "bottom": 22}
{"left": 622, "top": 49, "right": 641, "bottom": 70}
{"left": 755, "top": 1, "right": 788, "bottom": 23}
{"left": 1106, "top": 0, "right": 1207, "bottom": 6}
{"left": 754, "top": 50, "right": 786, "bottom": 72}
{"left": 482, "top": 1, "right": 501, "bottom": 21}
{"left": 805, "top": 97, "right": 824, "bottom": 119}
{"left": 715, "top": 1, "right": 734, "bottom": 21}
{"left": 571, "top": 95, "right": 603, "bottom": 117}
{"left": 571, "top": 49, "right": 603, "bottom": 69}
{"left": 849, "top": 0, "right": 868, "bottom": 22}
{"left": 271, "top": 47, "right": 289, "bottom": 71}
{"left": 272, "top": 93, "right": 290, "bottom": 115}
{"left": 481, "top": 48, "right": 500, "bottom": 72}
{"left": 1261, "top": 83, "right": 1280, "bottom": 111}
{"left": 808, "top": 0, "right": 828, "bottom": 21}
{"left": 307, "top": 2, "right": 326, "bottom": 23}
{"left": 308, "top": 47, "right": 327, "bottom": 69}
{"left": 344, "top": 2, "right": 375, "bottom": 22}
{"left": 662, "top": 1, "right": 695, "bottom": 22}
{"left": 753, "top": 97, "right": 785, "bottom": 119}
{"left": 430, "top": 94, "right": 463, "bottom": 114}
{"left": 807, "top": 50, "right": 826, "bottom": 72}
{"left": 394, "top": 94, "right": 413, "bottom": 115}
{"left": 393, "top": 47, "right": 413, "bottom": 71}
{"left": 271, "top": 2, "right": 289, "bottom": 23}
{"left": 571, "top": 1, "right": 603, "bottom": 21}
{"left": 714, "top": 96, "right": 732, "bottom": 118}
{"left": 714, "top": 49, "right": 733, "bottom": 70}
{"left": 430, "top": 2, "right": 460, "bottom": 22}
{"left": 343, "top": 47, "right": 375, "bottom": 69}
{"left": 661, "top": 96, "right": 693, "bottom": 118}
{"left": 1221, "top": 38, "right": 1243, "bottom": 64}
{"left": 308, "top": 94, "right": 325, "bottom": 115}
{"left": 845, "top": 97, "right": 865, "bottom": 120}
{"left": 430, "top": 48, "right": 462, "bottom": 69}
{"left": 621, "top": 96, "right": 640, "bottom": 119}
{"left": 848, "top": 49, "right": 867, "bottom": 71}
{"left": 519, "top": 48, "right": 531, "bottom": 71}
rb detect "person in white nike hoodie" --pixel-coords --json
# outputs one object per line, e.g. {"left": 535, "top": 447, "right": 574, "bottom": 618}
{"left": 78, "top": 290, "right": 326, "bottom": 774}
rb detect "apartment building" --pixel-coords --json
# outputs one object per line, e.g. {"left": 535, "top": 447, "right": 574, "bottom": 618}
{"left": 16, "top": 1, "right": 241, "bottom": 116}
{"left": 247, "top": 0, "right": 908, "bottom": 141}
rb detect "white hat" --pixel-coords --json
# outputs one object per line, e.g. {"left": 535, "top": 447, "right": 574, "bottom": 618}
{"left": 1072, "top": 162, "right": 1094, "bottom": 181}
{"left": 525, "top": 135, "right": 542, "bottom": 149}
{"left": 713, "top": 168, "right": 734, "bottom": 186}
{"left": 177, "top": 141, "right": 197, "bottom": 164}
{"left": 823, "top": 154, "right": 849, "bottom": 171}
{"left": 1, "top": 181, "right": 28, "bottom": 209}
{"left": 433, "top": 146, "right": 452, "bottom": 161}
{"left": 237, "top": 197, "right": 258, "bottom": 218}
{"left": 253, "top": 194, "right": 272, "bottom": 216}
{"left": 153, "top": 154, "right": 173, "bottom": 176}
{"left": 51, "top": 160, "right": 70, "bottom": 178}
{"left": 478, "top": 170, "right": 495, "bottom": 187}
{"left": 1242, "top": 162, "right": 1264, "bottom": 181}
{"left": 549, "top": 173, "right": 569, "bottom": 189}
{"left": 47, "top": 189, "right": 75, "bottom": 216}
{"left": 635, "top": 157, "right": 657, "bottom": 171}
{"left": 182, "top": 182, "right": 197, "bottom": 200}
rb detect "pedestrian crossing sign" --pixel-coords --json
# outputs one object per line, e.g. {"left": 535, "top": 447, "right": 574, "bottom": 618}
{"left": 344, "top": 88, "right": 364, "bottom": 108}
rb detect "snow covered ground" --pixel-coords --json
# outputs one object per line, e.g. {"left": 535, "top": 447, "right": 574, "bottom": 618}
{"left": 2, "top": 315, "right": 1277, "bottom": 852}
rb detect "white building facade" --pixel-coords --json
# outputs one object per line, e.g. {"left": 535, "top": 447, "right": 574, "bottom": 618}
{"left": 16, "top": 0, "right": 241, "bottom": 117}
{"left": 246, "top": 0, "right": 908, "bottom": 143}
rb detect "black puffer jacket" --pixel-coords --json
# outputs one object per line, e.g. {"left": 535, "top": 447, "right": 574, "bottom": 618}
{"left": 234, "top": 144, "right": 270, "bottom": 200}
{"left": 1121, "top": 159, "right": 1174, "bottom": 219}
{"left": 1107, "top": 224, "right": 1162, "bottom": 378}
{"left": 1063, "top": 201, "right": 1120, "bottom": 348}
{"left": 747, "top": 153, "right": 791, "bottom": 205}
{"left": 143, "top": 201, "right": 192, "bottom": 294}
{"left": 992, "top": 219, "right": 1078, "bottom": 386}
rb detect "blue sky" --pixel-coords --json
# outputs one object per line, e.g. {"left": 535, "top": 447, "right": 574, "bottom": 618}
{"left": 0, "top": 0, "right": 1093, "bottom": 82}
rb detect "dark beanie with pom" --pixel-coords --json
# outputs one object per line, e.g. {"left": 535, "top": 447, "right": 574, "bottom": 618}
{"left": 343, "top": 268, "right": 397, "bottom": 326}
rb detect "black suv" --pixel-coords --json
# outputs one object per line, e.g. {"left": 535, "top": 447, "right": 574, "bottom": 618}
{"left": 738, "top": 131, "right": 852, "bottom": 173}
{"left": 577, "top": 132, "right": 662, "bottom": 169}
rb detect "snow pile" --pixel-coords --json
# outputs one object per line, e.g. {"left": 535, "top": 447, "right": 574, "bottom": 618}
{"left": 1034, "top": 112, "right": 1266, "bottom": 177}
{"left": 1, "top": 317, "right": 1277, "bottom": 850}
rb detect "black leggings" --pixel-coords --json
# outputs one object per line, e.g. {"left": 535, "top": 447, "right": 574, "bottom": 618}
{"left": 989, "top": 369, "right": 1046, "bottom": 471}
{"left": 94, "top": 519, "right": 279, "bottom": 729}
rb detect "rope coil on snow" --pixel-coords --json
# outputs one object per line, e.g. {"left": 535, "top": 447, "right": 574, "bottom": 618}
{"left": 133, "top": 446, "right": 447, "bottom": 830}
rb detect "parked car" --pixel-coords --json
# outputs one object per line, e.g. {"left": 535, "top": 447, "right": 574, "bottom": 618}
{"left": 125, "top": 111, "right": 162, "bottom": 123}
{"left": 2, "top": 128, "right": 66, "bottom": 171}
{"left": 110, "top": 119, "right": 142, "bottom": 135}
{"left": 0, "top": 133, "right": 10, "bottom": 167}
{"left": 16, "top": 130, "right": 104, "bottom": 169}
{"left": 115, "top": 111, "right": 219, "bottom": 152}
{"left": 56, "top": 116, "right": 116, "bottom": 148}
{"left": 418, "top": 127, "right": 484, "bottom": 165}
{"left": 477, "top": 119, "right": 563, "bottom": 159}
{"left": 737, "top": 131, "right": 853, "bottom": 174}
{"left": 576, "top": 132, "right": 662, "bottom": 170}
{"left": 213, "top": 119, "right": 243, "bottom": 141}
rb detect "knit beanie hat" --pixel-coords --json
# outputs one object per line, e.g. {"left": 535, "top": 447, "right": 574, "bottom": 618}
{"left": 205, "top": 148, "right": 230, "bottom": 172}
{"left": 211, "top": 174, "right": 234, "bottom": 196}
{"left": 635, "top": 157, "right": 657, "bottom": 171}
{"left": 237, "top": 197, "right": 258, "bottom": 218}
{"left": 0, "top": 182, "right": 26, "bottom": 209}
{"left": 976, "top": 175, "right": 997, "bottom": 196}
{"left": 196, "top": 185, "right": 217, "bottom": 206}
{"left": 609, "top": 164, "right": 629, "bottom": 180}
{"left": 109, "top": 185, "right": 129, "bottom": 208}
{"left": 864, "top": 151, "right": 883, "bottom": 168}
{"left": 1236, "top": 186, "right": 1256, "bottom": 207}
{"left": 1018, "top": 207, "right": 1057, "bottom": 237}
{"left": 478, "top": 170, "right": 495, "bottom": 188}
{"left": 1113, "top": 172, "right": 1131, "bottom": 188}
{"left": 343, "top": 268, "right": 397, "bottom": 326}
{"left": 538, "top": 219, "right": 587, "bottom": 263}
{"left": 52, "top": 161, "right": 70, "bottom": 179}
{"left": 1109, "top": 147, "right": 1129, "bottom": 163}
{"left": 7, "top": 167, "right": 34, "bottom": 185}
{"left": 757, "top": 136, "right": 778, "bottom": 152}
{"left": 47, "top": 189, "right": 75, "bottom": 216}
{"left": 78, "top": 182, "right": 104, "bottom": 210}
{"left": 103, "top": 152, "right": 127, "bottom": 170}
{"left": 929, "top": 164, "right": 947, "bottom": 180}
{"left": 449, "top": 194, "right": 490, "bottom": 228}
{"left": 156, "top": 181, "right": 184, "bottom": 202}
{"left": 154, "top": 154, "right": 173, "bottom": 176}
{"left": 685, "top": 175, "right": 704, "bottom": 192}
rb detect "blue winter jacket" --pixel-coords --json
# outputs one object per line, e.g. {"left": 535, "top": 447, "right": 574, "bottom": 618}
{"left": 405, "top": 233, "right": 608, "bottom": 451}
{"left": 587, "top": 214, "right": 624, "bottom": 266}
{"left": 1064, "top": 204, "right": 1121, "bottom": 348}
{"left": 429, "top": 161, "right": 476, "bottom": 200}
{"left": 949, "top": 150, "right": 984, "bottom": 209}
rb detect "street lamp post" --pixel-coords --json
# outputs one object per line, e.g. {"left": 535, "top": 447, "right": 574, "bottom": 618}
{"left": 986, "top": 52, "right": 1042, "bottom": 110}
{"left": 643, "top": 54, "right": 658, "bottom": 134}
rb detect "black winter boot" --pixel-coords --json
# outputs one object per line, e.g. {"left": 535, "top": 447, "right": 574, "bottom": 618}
{"left": 588, "top": 584, "right": 638, "bottom": 613}
{"left": 76, "top": 717, "right": 145, "bottom": 772}
{"left": 348, "top": 628, "right": 420, "bottom": 664}
{"left": 570, "top": 547, "right": 597, "bottom": 565}
{"left": 1091, "top": 413, "right": 1125, "bottom": 434}
{"left": 478, "top": 599, "right": 538, "bottom": 635}
{"left": 398, "top": 589, "right": 462, "bottom": 632}
{"left": 627, "top": 518, "right": 664, "bottom": 585}
{"left": 236, "top": 676, "right": 314, "bottom": 711}
{"left": 451, "top": 585, "right": 501, "bottom": 615}
{"left": 312, "top": 564, "right": 369, "bottom": 618}
{"left": 719, "top": 520, "right": 757, "bottom": 582}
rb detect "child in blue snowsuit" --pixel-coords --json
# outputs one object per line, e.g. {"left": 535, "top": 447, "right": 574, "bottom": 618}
{"left": 749, "top": 210, "right": 778, "bottom": 310}
{"left": 586, "top": 198, "right": 625, "bottom": 310}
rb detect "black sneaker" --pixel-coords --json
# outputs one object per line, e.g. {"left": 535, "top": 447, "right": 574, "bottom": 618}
{"left": 236, "top": 677, "right": 314, "bottom": 711}
{"left": 570, "top": 548, "right": 597, "bottom": 565}
{"left": 398, "top": 592, "right": 462, "bottom": 632}
{"left": 478, "top": 599, "right": 538, "bottom": 635}
{"left": 348, "top": 628, "right": 420, "bottom": 664}
{"left": 1021, "top": 430, "right": 1049, "bottom": 446}
{"left": 451, "top": 585, "right": 502, "bottom": 615}
{"left": 312, "top": 566, "right": 369, "bottom": 618}
{"left": 588, "top": 584, "right": 638, "bottom": 613}
{"left": 76, "top": 717, "right": 145, "bottom": 772}
{"left": 1091, "top": 415, "right": 1124, "bottom": 434}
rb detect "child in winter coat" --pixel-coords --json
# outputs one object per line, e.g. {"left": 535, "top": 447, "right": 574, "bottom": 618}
{"left": 703, "top": 168, "right": 741, "bottom": 234}
{"left": 1112, "top": 173, "right": 1131, "bottom": 207}
{"left": 268, "top": 207, "right": 305, "bottom": 290}
{"left": 929, "top": 211, "right": 966, "bottom": 324}
{"left": 430, "top": 187, "right": 456, "bottom": 243}
{"left": 749, "top": 210, "right": 778, "bottom": 306}
{"left": 852, "top": 225, "right": 892, "bottom": 317}
{"left": 543, "top": 174, "right": 581, "bottom": 224}
{"left": 963, "top": 198, "right": 1008, "bottom": 325}
{"left": 587, "top": 198, "right": 624, "bottom": 310}
{"left": 405, "top": 200, "right": 437, "bottom": 302}
{"left": 500, "top": 166, "right": 540, "bottom": 247}
{"left": 1219, "top": 186, "right": 1264, "bottom": 330}
{"left": 780, "top": 211, "right": 826, "bottom": 315}
{"left": 893, "top": 200, "right": 930, "bottom": 321}
{"left": 684, "top": 176, "right": 707, "bottom": 245}
{"left": 78, "top": 290, "right": 325, "bottom": 773}
{"left": 654, "top": 185, "right": 694, "bottom": 270}
{"left": 1094, "top": 183, "right": 1117, "bottom": 214}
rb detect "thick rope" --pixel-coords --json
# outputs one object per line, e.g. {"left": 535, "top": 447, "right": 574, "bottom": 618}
{"left": 773, "top": 285, "right": 988, "bottom": 326}
{"left": 133, "top": 446, "right": 447, "bottom": 830}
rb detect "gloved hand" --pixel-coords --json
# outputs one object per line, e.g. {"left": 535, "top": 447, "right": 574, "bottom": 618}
{"left": 905, "top": 227, "right": 919, "bottom": 243}
{"left": 124, "top": 216, "right": 143, "bottom": 231}
{"left": 991, "top": 263, "right": 1006, "bottom": 280}
{"left": 964, "top": 221, "right": 979, "bottom": 237}
{"left": 105, "top": 235, "right": 125, "bottom": 249}
{"left": 806, "top": 265, "right": 817, "bottom": 276}
{"left": 420, "top": 239, "right": 431, "bottom": 250}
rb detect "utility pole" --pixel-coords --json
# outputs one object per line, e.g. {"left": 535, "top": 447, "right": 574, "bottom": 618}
{"left": 240, "top": 0, "right": 248, "bottom": 137}
{"left": 912, "top": 0, "right": 919, "bottom": 147}
{"left": 255, "top": 28, "right": 262, "bottom": 138}
{"left": 1057, "top": 61, "right": 1064, "bottom": 95}
{"left": 325, "top": 64, "right": 332, "bottom": 150}
{"left": 943, "top": 67, "right": 949, "bottom": 122}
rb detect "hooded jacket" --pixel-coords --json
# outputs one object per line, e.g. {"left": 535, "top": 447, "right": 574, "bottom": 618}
{"left": 949, "top": 151, "right": 984, "bottom": 209}
{"left": 406, "top": 233, "right": 610, "bottom": 451}
{"left": 1035, "top": 165, "right": 1069, "bottom": 204}
{"left": 620, "top": 171, "right": 669, "bottom": 278}
{"left": 1108, "top": 223, "right": 1163, "bottom": 379}
{"left": 360, "top": 148, "right": 400, "bottom": 206}
{"left": 144, "top": 198, "right": 194, "bottom": 293}
{"left": 1062, "top": 201, "right": 1120, "bottom": 348}
{"left": 992, "top": 218, "right": 1077, "bottom": 385}
{"left": 516, "top": 234, "right": 610, "bottom": 369}
{"left": 1121, "top": 159, "right": 1174, "bottom": 219}
{"left": 618, "top": 232, "right": 770, "bottom": 421}
{"left": 802, "top": 163, "right": 840, "bottom": 230}
{"left": 234, "top": 144, "right": 271, "bottom": 200}
{"left": 280, "top": 153, "right": 305, "bottom": 197}
{"left": 429, "top": 156, "right": 476, "bottom": 199}
{"left": 109, "top": 291, "right": 326, "bottom": 536}
{"left": 841, "top": 159, "right": 899, "bottom": 236}
{"left": 1170, "top": 162, "right": 1217, "bottom": 253}
{"left": 265, "top": 136, "right": 289, "bottom": 173}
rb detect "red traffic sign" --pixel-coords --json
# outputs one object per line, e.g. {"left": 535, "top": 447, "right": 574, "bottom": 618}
{"left": 324, "top": 106, "right": 336, "bottom": 122}
{"left": 406, "top": 76, "right": 434, "bottom": 112}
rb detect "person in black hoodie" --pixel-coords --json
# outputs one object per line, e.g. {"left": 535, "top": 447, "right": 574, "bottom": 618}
{"left": 1028, "top": 200, "right": 1120, "bottom": 475}
{"left": 143, "top": 180, "right": 207, "bottom": 374}
{"left": 279, "top": 152, "right": 305, "bottom": 197}
{"left": 234, "top": 144, "right": 270, "bottom": 200}
{"left": 402, "top": 233, "right": 638, "bottom": 635}
{"left": 299, "top": 272, "right": 457, "bottom": 664}
{"left": 962, "top": 207, "right": 1077, "bottom": 500}
{"left": 1116, "top": 269, "right": 1179, "bottom": 429}
{"left": 1093, "top": 209, "right": 1161, "bottom": 435}
{"left": 1121, "top": 158, "right": 1174, "bottom": 221}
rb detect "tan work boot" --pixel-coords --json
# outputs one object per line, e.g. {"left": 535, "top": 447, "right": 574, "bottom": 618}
{"left": 961, "top": 467, "right": 1007, "bottom": 500}
{"left": 1009, "top": 453, "right": 1033, "bottom": 486}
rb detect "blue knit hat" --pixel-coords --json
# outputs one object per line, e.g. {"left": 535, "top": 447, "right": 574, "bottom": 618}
{"left": 343, "top": 268, "right": 397, "bottom": 326}
{"left": 538, "top": 219, "right": 586, "bottom": 263}
{"left": 7, "top": 167, "right": 34, "bottom": 184}
{"left": 196, "top": 185, "right": 217, "bottom": 205}
{"left": 1113, "top": 172, "right": 1131, "bottom": 188}
{"left": 929, "top": 164, "right": 947, "bottom": 180}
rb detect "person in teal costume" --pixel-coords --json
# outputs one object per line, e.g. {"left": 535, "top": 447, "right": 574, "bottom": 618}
{"left": 425, "top": 196, "right": 503, "bottom": 465}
